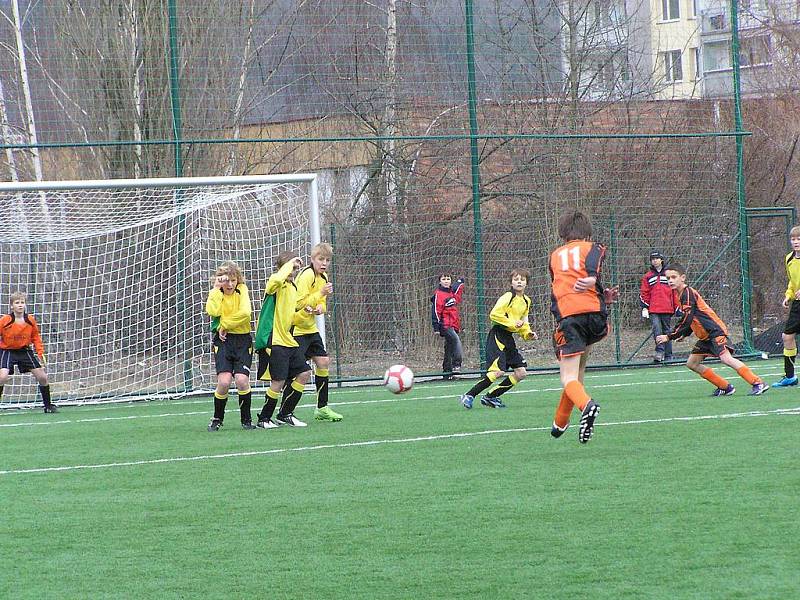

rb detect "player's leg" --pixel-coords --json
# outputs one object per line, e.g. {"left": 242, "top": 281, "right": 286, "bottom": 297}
{"left": 650, "top": 315, "right": 665, "bottom": 362}
{"left": 29, "top": 363, "right": 56, "bottom": 413}
{"left": 659, "top": 315, "right": 674, "bottom": 360}
{"left": 461, "top": 328, "right": 504, "bottom": 409}
{"left": 230, "top": 336, "right": 255, "bottom": 428}
{"left": 718, "top": 349, "right": 767, "bottom": 395}
{"left": 277, "top": 355, "right": 312, "bottom": 426}
{"left": 312, "top": 354, "right": 341, "bottom": 422}
{"left": 452, "top": 330, "right": 463, "bottom": 374}
{"left": 0, "top": 364, "right": 10, "bottom": 402}
{"left": 687, "top": 350, "right": 733, "bottom": 395}
{"left": 483, "top": 361, "right": 526, "bottom": 408}
{"left": 442, "top": 327, "right": 454, "bottom": 378}
{"left": 256, "top": 375, "right": 285, "bottom": 428}
{"left": 775, "top": 304, "right": 800, "bottom": 386}
{"left": 209, "top": 335, "right": 235, "bottom": 430}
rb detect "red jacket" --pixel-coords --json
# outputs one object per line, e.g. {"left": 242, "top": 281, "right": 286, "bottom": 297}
{"left": 432, "top": 280, "right": 465, "bottom": 332}
{"left": 639, "top": 266, "right": 676, "bottom": 314}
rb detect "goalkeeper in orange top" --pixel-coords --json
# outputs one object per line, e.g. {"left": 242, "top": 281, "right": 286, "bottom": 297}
{"left": 0, "top": 291, "right": 56, "bottom": 413}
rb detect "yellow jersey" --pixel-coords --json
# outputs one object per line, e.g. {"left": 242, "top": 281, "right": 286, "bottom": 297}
{"left": 293, "top": 266, "right": 329, "bottom": 336}
{"left": 205, "top": 284, "right": 251, "bottom": 334}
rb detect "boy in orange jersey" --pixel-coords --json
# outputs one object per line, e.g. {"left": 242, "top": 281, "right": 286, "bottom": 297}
{"left": 0, "top": 291, "right": 56, "bottom": 413}
{"left": 460, "top": 268, "right": 537, "bottom": 409}
{"left": 549, "top": 210, "right": 618, "bottom": 444}
{"left": 655, "top": 262, "right": 768, "bottom": 396}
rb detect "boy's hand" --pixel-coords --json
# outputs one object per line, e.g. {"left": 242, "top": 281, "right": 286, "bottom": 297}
{"left": 515, "top": 320, "right": 524, "bottom": 328}
{"left": 218, "top": 328, "right": 228, "bottom": 342}
{"left": 655, "top": 334, "right": 669, "bottom": 344}
{"left": 574, "top": 276, "right": 596, "bottom": 292}
{"left": 322, "top": 282, "right": 333, "bottom": 296}
{"left": 215, "top": 275, "right": 228, "bottom": 289}
{"left": 794, "top": 290, "right": 800, "bottom": 300}
{"left": 784, "top": 297, "right": 791, "bottom": 308}
{"left": 523, "top": 330, "right": 538, "bottom": 341}
{"left": 603, "top": 286, "right": 620, "bottom": 304}
{"left": 314, "top": 304, "right": 325, "bottom": 315}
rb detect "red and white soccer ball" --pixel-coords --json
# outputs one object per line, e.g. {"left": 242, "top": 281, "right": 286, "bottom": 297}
{"left": 383, "top": 364, "right": 414, "bottom": 394}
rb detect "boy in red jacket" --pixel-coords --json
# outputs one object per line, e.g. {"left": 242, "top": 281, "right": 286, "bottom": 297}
{"left": 431, "top": 274, "right": 465, "bottom": 380}
{"left": 639, "top": 251, "right": 676, "bottom": 363}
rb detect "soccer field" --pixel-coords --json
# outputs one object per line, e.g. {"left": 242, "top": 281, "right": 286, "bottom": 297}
{"left": 2, "top": 361, "right": 798, "bottom": 599}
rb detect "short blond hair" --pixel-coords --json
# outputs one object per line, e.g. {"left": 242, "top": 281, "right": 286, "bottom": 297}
{"left": 9, "top": 291, "right": 26, "bottom": 306}
{"left": 790, "top": 225, "right": 800, "bottom": 238}
{"left": 311, "top": 242, "right": 333, "bottom": 260}
{"left": 210, "top": 261, "right": 245, "bottom": 286}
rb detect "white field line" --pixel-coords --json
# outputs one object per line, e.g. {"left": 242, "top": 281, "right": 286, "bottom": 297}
{"left": 0, "top": 366, "right": 786, "bottom": 429}
{"left": 2, "top": 364, "right": 779, "bottom": 414}
{"left": 2, "top": 405, "right": 798, "bottom": 476}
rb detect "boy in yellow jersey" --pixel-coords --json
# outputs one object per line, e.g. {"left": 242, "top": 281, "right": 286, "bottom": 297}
{"left": 293, "top": 242, "right": 341, "bottom": 421}
{"left": 460, "top": 268, "right": 537, "bottom": 409}
{"left": 254, "top": 251, "right": 312, "bottom": 428}
{"left": 0, "top": 291, "right": 56, "bottom": 413}
{"left": 773, "top": 225, "right": 800, "bottom": 387}
{"left": 204, "top": 262, "right": 255, "bottom": 431}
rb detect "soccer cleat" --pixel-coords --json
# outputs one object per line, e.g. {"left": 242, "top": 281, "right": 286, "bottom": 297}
{"left": 748, "top": 382, "right": 769, "bottom": 396}
{"left": 256, "top": 419, "right": 280, "bottom": 429}
{"left": 241, "top": 421, "right": 257, "bottom": 430}
{"left": 773, "top": 376, "right": 798, "bottom": 387}
{"left": 578, "top": 400, "right": 599, "bottom": 444}
{"left": 550, "top": 422, "right": 569, "bottom": 439}
{"left": 460, "top": 394, "right": 474, "bottom": 409}
{"left": 711, "top": 384, "right": 735, "bottom": 397}
{"left": 275, "top": 413, "right": 307, "bottom": 427}
{"left": 314, "top": 406, "right": 343, "bottom": 422}
{"left": 480, "top": 396, "right": 506, "bottom": 409}
{"left": 43, "top": 404, "right": 59, "bottom": 413}
{"left": 207, "top": 418, "right": 223, "bottom": 432}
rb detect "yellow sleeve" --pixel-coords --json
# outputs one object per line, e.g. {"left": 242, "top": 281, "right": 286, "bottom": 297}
{"left": 295, "top": 270, "right": 327, "bottom": 314}
{"left": 786, "top": 255, "right": 795, "bottom": 301}
{"left": 266, "top": 261, "right": 297, "bottom": 295}
{"left": 205, "top": 288, "right": 224, "bottom": 317}
{"left": 220, "top": 284, "right": 252, "bottom": 331}
{"left": 489, "top": 293, "right": 516, "bottom": 329}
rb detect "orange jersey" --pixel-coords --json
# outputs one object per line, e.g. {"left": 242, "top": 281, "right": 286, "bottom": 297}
{"left": 0, "top": 313, "right": 45, "bottom": 356}
{"left": 549, "top": 240, "right": 607, "bottom": 320}
{"left": 668, "top": 286, "right": 728, "bottom": 341}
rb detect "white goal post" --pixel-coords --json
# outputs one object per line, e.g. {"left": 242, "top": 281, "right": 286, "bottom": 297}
{"left": 0, "top": 174, "right": 322, "bottom": 407}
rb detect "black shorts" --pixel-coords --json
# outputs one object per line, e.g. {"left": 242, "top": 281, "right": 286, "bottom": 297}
{"left": 0, "top": 348, "right": 42, "bottom": 374}
{"left": 553, "top": 313, "right": 609, "bottom": 360}
{"left": 257, "top": 344, "right": 310, "bottom": 382}
{"left": 212, "top": 332, "right": 253, "bottom": 376}
{"left": 295, "top": 332, "right": 328, "bottom": 359}
{"left": 691, "top": 335, "right": 734, "bottom": 358}
{"left": 485, "top": 326, "right": 526, "bottom": 372}
{"left": 784, "top": 301, "right": 800, "bottom": 335}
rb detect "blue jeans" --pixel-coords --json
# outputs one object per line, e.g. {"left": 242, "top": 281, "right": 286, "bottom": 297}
{"left": 442, "top": 327, "right": 463, "bottom": 373}
{"left": 650, "top": 313, "right": 673, "bottom": 358}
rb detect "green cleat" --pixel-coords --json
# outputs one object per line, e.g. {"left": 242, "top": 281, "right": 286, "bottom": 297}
{"left": 314, "top": 406, "right": 343, "bottom": 422}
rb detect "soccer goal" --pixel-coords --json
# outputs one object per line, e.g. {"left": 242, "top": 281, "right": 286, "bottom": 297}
{"left": 0, "top": 174, "right": 321, "bottom": 407}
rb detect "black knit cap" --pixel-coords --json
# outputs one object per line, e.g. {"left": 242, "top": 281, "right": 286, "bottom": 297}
{"left": 649, "top": 251, "right": 664, "bottom": 261}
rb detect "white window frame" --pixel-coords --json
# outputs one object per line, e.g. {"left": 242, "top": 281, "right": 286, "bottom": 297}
{"left": 663, "top": 50, "right": 683, "bottom": 82}
{"left": 661, "top": 0, "right": 680, "bottom": 21}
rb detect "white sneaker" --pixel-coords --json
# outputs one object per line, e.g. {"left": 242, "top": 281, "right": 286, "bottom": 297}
{"left": 276, "top": 413, "right": 307, "bottom": 427}
{"left": 256, "top": 419, "right": 280, "bottom": 429}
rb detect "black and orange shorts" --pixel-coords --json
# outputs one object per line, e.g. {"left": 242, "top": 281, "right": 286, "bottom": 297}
{"left": 690, "top": 335, "right": 734, "bottom": 358}
{"left": 552, "top": 312, "right": 608, "bottom": 360}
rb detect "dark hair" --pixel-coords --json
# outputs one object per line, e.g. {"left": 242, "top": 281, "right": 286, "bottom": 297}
{"left": 558, "top": 210, "right": 592, "bottom": 241}
{"left": 438, "top": 273, "right": 452, "bottom": 281}
{"left": 275, "top": 251, "right": 297, "bottom": 270}
{"left": 510, "top": 268, "right": 530, "bottom": 283}
{"left": 666, "top": 261, "right": 686, "bottom": 275}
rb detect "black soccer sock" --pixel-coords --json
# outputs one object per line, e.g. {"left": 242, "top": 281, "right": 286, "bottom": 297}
{"left": 39, "top": 384, "right": 52, "bottom": 407}
{"left": 315, "top": 368, "right": 329, "bottom": 409}
{"left": 486, "top": 375, "right": 519, "bottom": 399}
{"left": 213, "top": 392, "right": 228, "bottom": 421}
{"left": 465, "top": 376, "right": 494, "bottom": 398}
{"left": 0, "top": 385, "right": 4, "bottom": 401}
{"left": 278, "top": 380, "right": 305, "bottom": 417}
{"left": 784, "top": 348, "right": 797, "bottom": 378}
{"left": 238, "top": 389, "right": 252, "bottom": 423}
{"left": 258, "top": 388, "right": 280, "bottom": 422}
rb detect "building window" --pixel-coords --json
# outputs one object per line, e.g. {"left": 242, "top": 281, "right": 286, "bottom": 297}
{"left": 694, "top": 47, "right": 701, "bottom": 79}
{"left": 691, "top": 0, "right": 699, "bottom": 17}
{"left": 739, "top": 35, "right": 771, "bottom": 66}
{"left": 704, "top": 41, "right": 731, "bottom": 72}
{"left": 663, "top": 50, "right": 683, "bottom": 82}
{"left": 709, "top": 14, "right": 727, "bottom": 30}
{"left": 661, "top": 0, "right": 680, "bottom": 20}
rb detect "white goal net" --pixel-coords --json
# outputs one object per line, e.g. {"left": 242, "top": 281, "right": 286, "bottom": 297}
{"left": 0, "top": 175, "right": 318, "bottom": 407}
